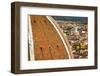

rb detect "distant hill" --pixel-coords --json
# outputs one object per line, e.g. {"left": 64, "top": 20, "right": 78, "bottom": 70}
{"left": 52, "top": 16, "right": 88, "bottom": 24}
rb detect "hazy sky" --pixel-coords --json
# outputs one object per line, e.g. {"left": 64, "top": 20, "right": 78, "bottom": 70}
{"left": 52, "top": 16, "right": 88, "bottom": 23}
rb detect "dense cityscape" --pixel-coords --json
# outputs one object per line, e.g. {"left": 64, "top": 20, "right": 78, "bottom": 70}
{"left": 53, "top": 16, "right": 88, "bottom": 59}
